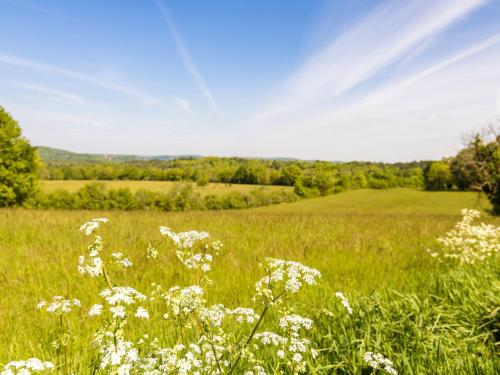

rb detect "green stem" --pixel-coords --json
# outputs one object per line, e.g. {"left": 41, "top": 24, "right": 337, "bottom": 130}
{"left": 228, "top": 290, "right": 286, "bottom": 374}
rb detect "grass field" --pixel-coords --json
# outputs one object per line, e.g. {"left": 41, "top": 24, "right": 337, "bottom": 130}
{"left": 0, "top": 189, "right": 498, "bottom": 373}
{"left": 40, "top": 180, "right": 293, "bottom": 196}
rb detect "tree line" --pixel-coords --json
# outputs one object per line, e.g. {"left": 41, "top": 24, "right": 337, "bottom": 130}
{"left": 1, "top": 104, "right": 498, "bottom": 214}
{"left": 26, "top": 182, "right": 299, "bottom": 211}
{"left": 39, "top": 158, "right": 427, "bottom": 196}
{"left": 423, "top": 131, "right": 499, "bottom": 214}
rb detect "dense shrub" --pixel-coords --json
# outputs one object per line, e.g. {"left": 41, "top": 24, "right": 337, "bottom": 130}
{"left": 27, "top": 183, "right": 299, "bottom": 211}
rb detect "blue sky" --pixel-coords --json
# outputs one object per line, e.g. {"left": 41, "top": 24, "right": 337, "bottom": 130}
{"left": 1, "top": 0, "right": 499, "bottom": 161}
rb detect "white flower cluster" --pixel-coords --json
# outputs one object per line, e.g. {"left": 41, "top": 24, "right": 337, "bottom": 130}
{"left": 335, "top": 292, "right": 353, "bottom": 314}
{"left": 37, "top": 296, "right": 80, "bottom": 315}
{"left": 79, "top": 218, "right": 108, "bottom": 236}
{"left": 159, "top": 226, "right": 222, "bottom": 273}
{"left": 429, "top": 209, "right": 499, "bottom": 264}
{"left": 279, "top": 314, "right": 313, "bottom": 333}
{"left": 159, "top": 227, "right": 210, "bottom": 248}
{"left": 155, "top": 285, "right": 205, "bottom": 319}
{"left": 88, "top": 286, "right": 149, "bottom": 320}
{"left": 253, "top": 329, "right": 316, "bottom": 372}
{"left": 1, "top": 358, "right": 54, "bottom": 374}
{"left": 254, "top": 258, "right": 321, "bottom": 303}
{"left": 111, "top": 252, "right": 133, "bottom": 268}
{"left": 95, "top": 332, "right": 139, "bottom": 374}
{"left": 364, "top": 352, "right": 398, "bottom": 375}
{"left": 27, "top": 222, "right": 327, "bottom": 374}
{"left": 198, "top": 305, "right": 259, "bottom": 328}
{"left": 77, "top": 235, "right": 104, "bottom": 277}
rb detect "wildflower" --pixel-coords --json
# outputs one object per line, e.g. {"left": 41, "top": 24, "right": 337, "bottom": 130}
{"left": 88, "top": 304, "right": 103, "bottom": 316}
{"left": 100, "top": 287, "right": 146, "bottom": 306}
{"left": 97, "top": 336, "right": 139, "bottom": 373}
{"left": 78, "top": 235, "right": 104, "bottom": 277}
{"left": 159, "top": 227, "right": 210, "bottom": 249}
{"left": 37, "top": 296, "right": 80, "bottom": 315}
{"left": 431, "top": 209, "right": 499, "bottom": 264}
{"left": 159, "top": 227, "right": 222, "bottom": 273}
{"left": 110, "top": 306, "right": 127, "bottom": 318}
{"left": 279, "top": 314, "right": 313, "bottom": 334}
{"left": 79, "top": 218, "right": 108, "bottom": 236}
{"left": 112, "top": 252, "right": 133, "bottom": 268}
{"left": 135, "top": 306, "right": 149, "bottom": 319}
{"left": 335, "top": 292, "right": 353, "bottom": 314}
{"left": 199, "top": 304, "right": 227, "bottom": 327}
{"left": 254, "top": 332, "right": 287, "bottom": 346}
{"left": 364, "top": 352, "right": 398, "bottom": 375}
{"left": 1, "top": 358, "right": 55, "bottom": 374}
{"left": 254, "top": 258, "right": 321, "bottom": 303}
{"left": 229, "top": 307, "right": 259, "bottom": 324}
{"left": 158, "top": 285, "right": 205, "bottom": 318}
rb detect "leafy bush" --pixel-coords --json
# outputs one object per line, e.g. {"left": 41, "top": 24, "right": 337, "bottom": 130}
{"left": 28, "top": 183, "right": 299, "bottom": 212}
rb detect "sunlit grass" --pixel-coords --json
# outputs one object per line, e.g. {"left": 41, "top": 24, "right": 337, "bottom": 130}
{"left": 0, "top": 189, "right": 498, "bottom": 372}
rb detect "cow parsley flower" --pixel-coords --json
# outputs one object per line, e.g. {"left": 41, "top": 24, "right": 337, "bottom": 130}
{"left": 79, "top": 218, "right": 108, "bottom": 236}
{"left": 100, "top": 287, "right": 146, "bottom": 306}
{"left": 135, "top": 306, "right": 149, "bottom": 319}
{"left": 364, "top": 352, "right": 398, "bottom": 375}
{"left": 335, "top": 292, "right": 353, "bottom": 314}
{"left": 110, "top": 306, "right": 126, "bottom": 319}
{"left": 88, "top": 304, "right": 103, "bottom": 317}
{"left": 159, "top": 227, "right": 222, "bottom": 273}
{"left": 111, "top": 252, "right": 133, "bottom": 268}
{"left": 159, "top": 227, "right": 210, "bottom": 249}
{"left": 229, "top": 307, "right": 259, "bottom": 324}
{"left": 78, "top": 235, "right": 104, "bottom": 277}
{"left": 1, "top": 358, "right": 55, "bottom": 374}
{"left": 158, "top": 285, "right": 205, "bottom": 319}
{"left": 254, "top": 258, "right": 321, "bottom": 303}
{"left": 37, "top": 296, "right": 80, "bottom": 315}
{"left": 431, "top": 209, "right": 499, "bottom": 264}
{"left": 279, "top": 314, "right": 313, "bottom": 334}
{"left": 97, "top": 335, "right": 139, "bottom": 373}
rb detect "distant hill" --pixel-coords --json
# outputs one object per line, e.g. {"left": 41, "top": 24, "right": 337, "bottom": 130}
{"left": 37, "top": 146, "right": 201, "bottom": 163}
{"left": 36, "top": 146, "right": 303, "bottom": 163}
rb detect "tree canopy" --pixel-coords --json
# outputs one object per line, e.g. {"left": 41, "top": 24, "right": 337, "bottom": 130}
{"left": 0, "top": 106, "right": 39, "bottom": 207}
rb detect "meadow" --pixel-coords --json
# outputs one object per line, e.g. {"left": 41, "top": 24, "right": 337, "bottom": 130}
{"left": 40, "top": 180, "right": 292, "bottom": 196}
{"left": 0, "top": 189, "right": 498, "bottom": 373}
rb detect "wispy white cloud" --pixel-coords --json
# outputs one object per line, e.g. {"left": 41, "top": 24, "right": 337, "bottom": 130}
{"left": 13, "top": 81, "right": 86, "bottom": 104}
{"left": 174, "top": 97, "right": 196, "bottom": 117}
{"left": 0, "top": 53, "right": 162, "bottom": 106}
{"left": 255, "top": 0, "right": 488, "bottom": 121}
{"left": 153, "top": 0, "right": 223, "bottom": 117}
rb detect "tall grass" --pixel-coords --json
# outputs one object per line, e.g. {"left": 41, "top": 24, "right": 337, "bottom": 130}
{"left": 0, "top": 189, "right": 498, "bottom": 373}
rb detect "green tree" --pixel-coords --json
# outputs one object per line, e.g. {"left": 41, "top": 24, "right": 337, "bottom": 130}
{"left": 450, "top": 146, "right": 484, "bottom": 190}
{"left": 470, "top": 134, "right": 499, "bottom": 215}
{"left": 0, "top": 106, "right": 39, "bottom": 206}
{"left": 424, "top": 161, "right": 454, "bottom": 191}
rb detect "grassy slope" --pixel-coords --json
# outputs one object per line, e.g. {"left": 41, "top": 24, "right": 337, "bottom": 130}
{"left": 0, "top": 189, "right": 497, "bottom": 369}
{"left": 40, "top": 180, "right": 292, "bottom": 196}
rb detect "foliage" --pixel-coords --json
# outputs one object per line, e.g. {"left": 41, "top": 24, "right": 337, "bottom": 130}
{"left": 470, "top": 134, "right": 500, "bottom": 215}
{"left": 39, "top": 158, "right": 427, "bottom": 193}
{"left": 0, "top": 106, "right": 39, "bottom": 207}
{"left": 430, "top": 132, "right": 499, "bottom": 215}
{"left": 423, "top": 161, "right": 454, "bottom": 191}
{"left": 27, "top": 182, "right": 299, "bottom": 211}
